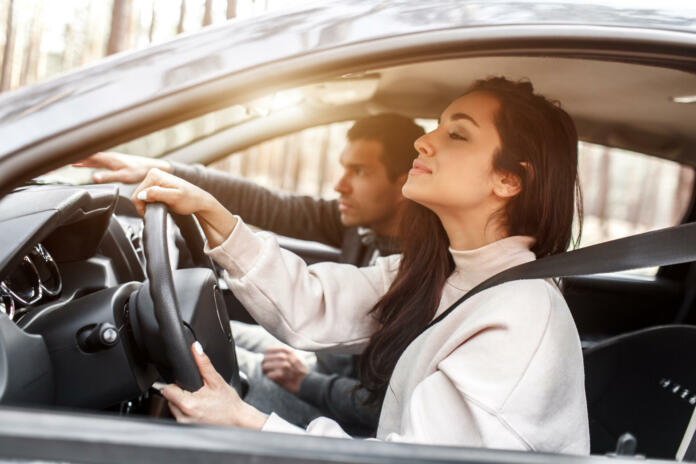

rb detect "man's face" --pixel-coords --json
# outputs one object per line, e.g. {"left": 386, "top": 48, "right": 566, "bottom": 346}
{"left": 333, "top": 139, "right": 406, "bottom": 235}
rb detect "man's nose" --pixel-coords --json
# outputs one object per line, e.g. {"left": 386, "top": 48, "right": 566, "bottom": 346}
{"left": 414, "top": 133, "right": 435, "bottom": 157}
{"left": 334, "top": 174, "right": 351, "bottom": 194}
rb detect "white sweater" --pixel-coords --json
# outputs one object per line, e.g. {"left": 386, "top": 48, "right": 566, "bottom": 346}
{"left": 207, "top": 218, "right": 590, "bottom": 454}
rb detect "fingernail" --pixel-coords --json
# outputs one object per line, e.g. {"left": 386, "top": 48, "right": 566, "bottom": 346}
{"left": 137, "top": 190, "right": 148, "bottom": 201}
{"left": 152, "top": 381, "right": 166, "bottom": 392}
{"left": 193, "top": 341, "right": 204, "bottom": 355}
{"left": 93, "top": 173, "right": 102, "bottom": 182}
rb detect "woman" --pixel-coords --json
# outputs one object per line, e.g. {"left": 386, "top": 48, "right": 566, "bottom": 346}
{"left": 132, "top": 77, "right": 589, "bottom": 453}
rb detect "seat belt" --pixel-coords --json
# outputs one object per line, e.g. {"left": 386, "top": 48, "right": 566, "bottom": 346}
{"left": 415, "top": 220, "right": 696, "bottom": 460}
{"left": 424, "top": 220, "right": 696, "bottom": 332}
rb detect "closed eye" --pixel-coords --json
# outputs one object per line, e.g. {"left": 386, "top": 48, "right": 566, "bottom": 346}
{"left": 449, "top": 132, "right": 468, "bottom": 141}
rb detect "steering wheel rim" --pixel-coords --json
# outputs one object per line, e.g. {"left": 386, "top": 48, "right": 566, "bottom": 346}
{"left": 142, "top": 202, "right": 203, "bottom": 391}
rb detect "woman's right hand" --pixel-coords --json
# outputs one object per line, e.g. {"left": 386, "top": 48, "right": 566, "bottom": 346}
{"left": 73, "top": 152, "right": 172, "bottom": 184}
{"left": 133, "top": 168, "right": 238, "bottom": 249}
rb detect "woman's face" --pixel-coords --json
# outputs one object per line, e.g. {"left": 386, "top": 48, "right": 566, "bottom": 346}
{"left": 403, "top": 91, "right": 515, "bottom": 219}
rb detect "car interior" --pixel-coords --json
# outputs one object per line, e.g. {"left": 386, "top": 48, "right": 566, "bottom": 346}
{"left": 2, "top": 51, "right": 696, "bottom": 461}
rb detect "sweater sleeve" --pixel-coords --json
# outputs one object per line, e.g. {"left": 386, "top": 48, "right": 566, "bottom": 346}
{"left": 297, "top": 372, "right": 380, "bottom": 432}
{"left": 171, "top": 162, "right": 345, "bottom": 247}
{"left": 206, "top": 217, "right": 399, "bottom": 353}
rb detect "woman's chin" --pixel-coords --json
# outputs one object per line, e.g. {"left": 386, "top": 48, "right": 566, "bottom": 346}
{"left": 402, "top": 181, "right": 431, "bottom": 206}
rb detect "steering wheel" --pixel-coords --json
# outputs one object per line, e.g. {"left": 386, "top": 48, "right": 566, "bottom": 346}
{"left": 129, "top": 202, "right": 241, "bottom": 393}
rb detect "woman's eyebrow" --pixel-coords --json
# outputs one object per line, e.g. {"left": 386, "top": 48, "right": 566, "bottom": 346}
{"left": 449, "top": 112, "right": 479, "bottom": 128}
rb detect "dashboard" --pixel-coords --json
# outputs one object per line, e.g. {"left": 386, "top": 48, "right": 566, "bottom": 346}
{"left": 0, "top": 184, "right": 147, "bottom": 323}
{"left": 0, "top": 183, "right": 151, "bottom": 408}
{"left": 0, "top": 182, "right": 242, "bottom": 412}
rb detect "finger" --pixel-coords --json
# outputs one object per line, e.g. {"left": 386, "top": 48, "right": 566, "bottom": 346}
{"left": 261, "top": 354, "right": 287, "bottom": 370}
{"left": 131, "top": 186, "right": 180, "bottom": 217}
{"left": 262, "top": 352, "right": 286, "bottom": 364}
{"left": 132, "top": 168, "right": 162, "bottom": 216}
{"left": 71, "top": 154, "right": 107, "bottom": 168}
{"left": 262, "top": 359, "right": 290, "bottom": 373}
{"left": 168, "top": 402, "right": 191, "bottom": 423}
{"left": 93, "top": 169, "right": 129, "bottom": 184}
{"left": 191, "top": 341, "right": 224, "bottom": 388}
{"left": 161, "top": 383, "right": 188, "bottom": 407}
{"left": 75, "top": 152, "right": 123, "bottom": 170}
{"left": 132, "top": 167, "right": 169, "bottom": 197}
{"left": 265, "top": 346, "right": 292, "bottom": 355}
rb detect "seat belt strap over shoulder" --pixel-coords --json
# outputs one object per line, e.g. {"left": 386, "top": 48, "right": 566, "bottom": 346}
{"left": 425, "top": 220, "right": 696, "bottom": 331}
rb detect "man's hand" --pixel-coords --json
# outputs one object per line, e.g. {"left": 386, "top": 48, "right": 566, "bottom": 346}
{"left": 262, "top": 347, "right": 309, "bottom": 394}
{"left": 73, "top": 152, "right": 171, "bottom": 184}
{"left": 161, "top": 342, "right": 267, "bottom": 429}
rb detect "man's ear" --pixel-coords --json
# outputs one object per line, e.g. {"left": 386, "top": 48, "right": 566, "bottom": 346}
{"left": 492, "top": 170, "right": 522, "bottom": 199}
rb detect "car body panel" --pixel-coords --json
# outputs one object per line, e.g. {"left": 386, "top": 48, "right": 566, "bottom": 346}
{"left": 2, "top": 1, "right": 696, "bottom": 463}
{"left": 0, "top": 407, "right": 669, "bottom": 464}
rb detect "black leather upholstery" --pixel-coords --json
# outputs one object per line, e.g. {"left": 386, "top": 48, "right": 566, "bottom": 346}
{"left": 584, "top": 325, "right": 696, "bottom": 458}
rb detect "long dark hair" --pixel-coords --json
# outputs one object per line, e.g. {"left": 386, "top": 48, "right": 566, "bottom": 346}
{"left": 358, "top": 77, "right": 583, "bottom": 404}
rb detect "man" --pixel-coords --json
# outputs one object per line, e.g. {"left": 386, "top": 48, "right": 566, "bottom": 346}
{"left": 77, "top": 114, "right": 425, "bottom": 436}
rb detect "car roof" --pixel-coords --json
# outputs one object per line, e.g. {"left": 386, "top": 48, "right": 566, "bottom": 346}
{"left": 1, "top": 0, "right": 695, "bottom": 191}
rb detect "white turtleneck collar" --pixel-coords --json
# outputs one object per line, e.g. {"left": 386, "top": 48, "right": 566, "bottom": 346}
{"left": 446, "top": 235, "right": 536, "bottom": 292}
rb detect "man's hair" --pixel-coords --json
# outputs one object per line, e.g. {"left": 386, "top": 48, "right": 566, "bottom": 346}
{"left": 347, "top": 114, "right": 425, "bottom": 181}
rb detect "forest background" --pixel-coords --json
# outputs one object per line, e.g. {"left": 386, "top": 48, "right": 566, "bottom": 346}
{"left": 0, "top": 0, "right": 693, "bottom": 264}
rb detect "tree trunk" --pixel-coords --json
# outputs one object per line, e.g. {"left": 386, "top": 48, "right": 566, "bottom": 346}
{"left": 203, "top": 0, "right": 213, "bottom": 26}
{"left": 19, "top": 16, "right": 37, "bottom": 86}
{"left": 106, "top": 0, "right": 132, "bottom": 55}
{"left": 62, "top": 24, "right": 75, "bottom": 70}
{"left": 226, "top": 0, "right": 237, "bottom": 19}
{"left": 148, "top": 1, "right": 156, "bottom": 43}
{"left": 1, "top": 0, "right": 15, "bottom": 92}
{"left": 596, "top": 146, "right": 612, "bottom": 234}
{"left": 316, "top": 129, "right": 331, "bottom": 196}
{"left": 177, "top": 0, "right": 186, "bottom": 34}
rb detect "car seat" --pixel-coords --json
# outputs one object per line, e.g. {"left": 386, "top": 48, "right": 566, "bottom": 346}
{"left": 584, "top": 325, "right": 696, "bottom": 458}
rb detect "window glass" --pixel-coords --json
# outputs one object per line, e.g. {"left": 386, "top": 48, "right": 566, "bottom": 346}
{"left": 209, "top": 121, "right": 353, "bottom": 198}
{"left": 208, "top": 118, "right": 436, "bottom": 198}
{"left": 578, "top": 142, "right": 694, "bottom": 275}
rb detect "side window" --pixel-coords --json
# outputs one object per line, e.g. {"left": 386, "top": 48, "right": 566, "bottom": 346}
{"left": 578, "top": 142, "right": 694, "bottom": 274}
{"left": 208, "top": 118, "right": 437, "bottom": 198}
{"left": 208, "top": 121, "right": 353, "bottom": 198}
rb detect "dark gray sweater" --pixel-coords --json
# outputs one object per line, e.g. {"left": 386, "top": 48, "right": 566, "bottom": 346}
{"left": 172, "top": 162, "right": 398, "bottom": 436}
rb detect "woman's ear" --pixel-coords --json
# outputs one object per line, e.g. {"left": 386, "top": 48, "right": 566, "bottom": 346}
{"left": 492, "top": 170, "right": 522, "bottom": 199}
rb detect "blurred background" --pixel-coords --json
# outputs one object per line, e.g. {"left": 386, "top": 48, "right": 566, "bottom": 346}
{"left": 1, "top": 0, "right": 693, "bottom": 267}
{"left": 0, "top": 0, "right": 315, "bottom": 91}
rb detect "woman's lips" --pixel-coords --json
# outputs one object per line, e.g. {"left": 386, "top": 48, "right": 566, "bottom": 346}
{"left": 409, "top": 159, "right": 432, "bottom": 175}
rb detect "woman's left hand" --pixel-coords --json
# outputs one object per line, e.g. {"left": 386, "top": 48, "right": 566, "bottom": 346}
{"left": 161, "top": 342, "right": 268, "bottom": 429}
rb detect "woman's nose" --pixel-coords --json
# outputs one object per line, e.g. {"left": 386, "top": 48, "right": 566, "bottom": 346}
{"left": 414, "top": 133, "right": 435, "bottom": 157}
